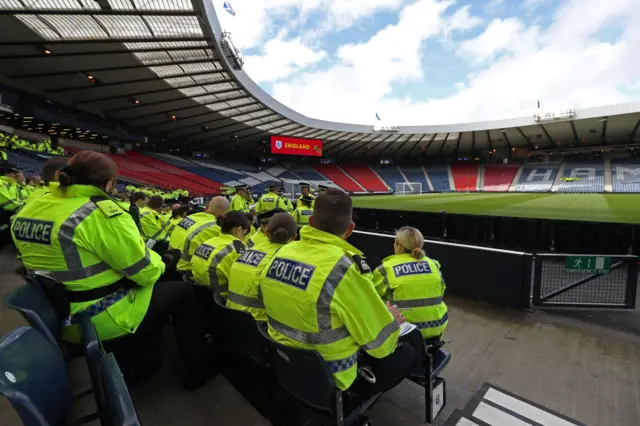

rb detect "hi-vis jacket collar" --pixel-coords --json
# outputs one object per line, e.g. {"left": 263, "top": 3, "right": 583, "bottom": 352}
{"left": 300, "top": 226, "right": 363, "bottom": 256}
{"left": 50, "top": 183, "right": 110, "bottom": 199}
{"left": 0, "top": 175, "right": 17, "bottom": 185}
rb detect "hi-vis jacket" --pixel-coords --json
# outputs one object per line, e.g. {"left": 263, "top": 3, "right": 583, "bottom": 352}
{"left": 247, "top": 228, "right": 269, "bottom": 248}
{"left": 293, "top": 207, "right": 313, "bottom": 226}
{"left": 227, "top": 239, "right": 284, "bottom": 321}
{"left": 163, "top": 216, "right": 183, "bottom": 242}
{"left": 259, "top": 226, "right": 399, "bottom": 390}
{"left": 11, "top": 184, "right": 165, "bottom": 343}
{"left": 297, "top": 194, "right": 315, "bottom": 209}
{"left": 255, "top": 192, "right": 287, "bottom": 215}
{"left": 139, "top": 207, "right": 167, "bottom": 242}
{"left": 24, "top": 182, "right": 59, "bottom": 205}
{"left": 230, "top": 194, "right": 250, "bottom": 212}
{"left": 191, "top": 234, "right": 245, "bottom": 295}
{"left": 169, "top": 212, "right": 220, "bottom": 271}
{"left": 372, "top": 254, "right": 448, "bottom": 339}
{"left": 0, "top": 175, "right": 23, "bottom": 213}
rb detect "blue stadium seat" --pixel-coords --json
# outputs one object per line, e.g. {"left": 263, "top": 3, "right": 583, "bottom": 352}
{"left": 402, "top": 166, "right": 431, "bottom": 192}
{"left": 515, "top": 164, "right": 560, "bottom": 192}
{"left": 612, "top": 159, "right": 640, "bottom": 192}
{"left": 286, "top": 164, "right": 328, "bottom": 182}
{"left": 100, "top": 353, "right": 141, "bottom": 426}
{"left": 425, "top": 166, "right": 450, "bottom": 192}
{"left": 6, "top": 151, "right": 45, "bottom": 175}
{"left": 0, "top": 327, "right": 72, "bottom": 426}
{"left": 557, "top": 163, "right": 604, "bottom": 193}
{"left": 373, "top": 165, "right": 406, "bottom": 190}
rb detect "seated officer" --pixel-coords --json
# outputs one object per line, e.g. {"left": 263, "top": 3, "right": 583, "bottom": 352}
{"left": 259, "top": 188, "right": 418, "bottom": 397}
{"left": 169, "top": 196, "right": 229, "bottom": 273}
{"left": 139, "top": 195, "right": 166, "bottom": 243}
{"left": 191, "top": 211, "right": 250, "bottom": 295}
{"left": 11, "top": 151, "right": 212, "bottom": 390}
{"left": 227, "top": 212, "right": 297, "bottom": 321}
{"left": 373, "top": 227, "right": 447, "bottom": 340}
{"left": 25, "top": 157, "right": 68, "bottom": 204}
{"left": 247, "top": 208, "right": 285, "bottom": 248}
{"left": 293, "top": 195, "right": 314, "bottom": 228}
{"left": 164, "top": 204, "right": 190, "bottom": 241}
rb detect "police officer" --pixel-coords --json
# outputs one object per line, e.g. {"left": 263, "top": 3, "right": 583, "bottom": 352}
{"left": 293, "top": 195, "right": 314, "bottom": 228}
{"left": 259, "top": 188, "right": 417, "bottom": 397}
{"left": 0, "top": 162, "right": 23, "bottom": 250}
{"left": 317, "top": 184, "right": 329, "bottom": 195}
{"left": 247, "top": 208, "right": 285, "bottom": 248}
{"left": 169, "top": 196, "right": 229, "bottom": 273}
{"left": 296, "top": 182, "right": 315, "bottom": 208}
{"left": 25, "top": 157, "right": 68, "bottom": 204}
{"left": 164, "top": 204, "right": 190, "bottom": 242}
{"left": 227, "top": 212, "right": 297, "bottom": 321}
{"left": 255, "top": 183, "right": 287, "bottom": 215}
{"left": 277, "top": 187, "right": 295, "bottom": 214}
{"left": 191, "top": 211, "right": 250, "bottom": 295}
{"left": 139, "top": 195, "right": 167, "bottom": 243}
{"left": 11, "top": 151, "right": 212, "bottom": 390}
{"left": 230, "top": 184, "right": 251, "bottom": 212}
{"left": 373, "top": 227, "right": 447, "bottom": 340}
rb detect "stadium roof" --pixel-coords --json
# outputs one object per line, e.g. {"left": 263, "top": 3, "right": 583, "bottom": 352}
{"left": 0, "top": 0, "right": 640, "bottom": 158}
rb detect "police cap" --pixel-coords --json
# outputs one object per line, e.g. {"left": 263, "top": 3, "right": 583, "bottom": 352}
{"left": 257, "top": 208, "right": 285, "bottom": 223}
{"left": 234, "top": 184, "right": 249, "bottom": 191}
{"left": 318, "top": 184, "right": 329, "bottom": 190}
{"left": 267, "top": 182, "right": 281, "bottom": 190}
{"left": 299, "top": 182, "right": 311, "bottom": 188}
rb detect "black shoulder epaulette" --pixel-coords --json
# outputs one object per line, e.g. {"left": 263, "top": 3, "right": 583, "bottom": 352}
{"left": 232, "top": 239, "right": 246, "bottom": 254}
{"left": 351, "top": 254, "right": 372, "bottom": 274}
{"left": 90, "top": 195, "right": 123, "bottom": 219}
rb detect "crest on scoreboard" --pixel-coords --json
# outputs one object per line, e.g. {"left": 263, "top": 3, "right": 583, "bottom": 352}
{"left": 275, "top": 140, "right": 283, "bottom": 149}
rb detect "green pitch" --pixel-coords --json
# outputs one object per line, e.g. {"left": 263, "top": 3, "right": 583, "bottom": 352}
{"left": 351, "top": 193, "right": 640, "bottom": 224}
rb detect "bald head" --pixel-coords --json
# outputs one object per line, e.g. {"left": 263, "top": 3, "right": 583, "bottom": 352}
{"left": 207, "top": 196, "right": 230, "bottom": 217}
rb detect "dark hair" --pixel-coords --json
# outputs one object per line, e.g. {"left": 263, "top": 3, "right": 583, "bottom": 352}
{"left": 134, "top": 191, "right": 148, "bottom": 202}
{"left": 267, "top": 213, "right": 297, "bottom": 244}
{"left": 57, "top": 151, "right": 116, "bottom": 190}
{"left": 219, "top": 211, "right": 251, "bottom": 234}
{"left": 42, "top": 157, "right": 68, "bottom": 184}
{"left": 172, "top": 204, "right": 190, "bottom": 219}
{"left": 148, "top": 195, "right": 163, "bottom": 210}
{"left": 312, "top": 188, "right": 352, "bottom": 236}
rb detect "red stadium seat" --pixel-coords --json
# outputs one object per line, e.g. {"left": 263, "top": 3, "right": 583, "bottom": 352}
{"left": 451, "top": 164, "right": 478, "bottom": 191}
{"left": 341, "top": 165, "right": 388, "bottom": 191}
{"left": 483, "top": 165, "right": 520, "bottom": 191}
{"left": 311, "top": 164, "right": 363, "bottom": 192}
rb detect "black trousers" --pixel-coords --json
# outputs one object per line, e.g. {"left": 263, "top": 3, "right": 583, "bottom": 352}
{"left": 135, "top": 281, "right": 209, "bottom": 378}
{"left": 352, "top": 329, "right": 423, "bottom": 398}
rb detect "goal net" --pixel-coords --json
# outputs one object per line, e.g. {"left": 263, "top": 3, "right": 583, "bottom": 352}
{"left": 395, "top": 182, "right": 422, "bottom": 195}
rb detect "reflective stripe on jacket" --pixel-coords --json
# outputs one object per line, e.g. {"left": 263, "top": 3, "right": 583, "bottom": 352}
{"left": 168, "top": 212, "right": 220, "bottom": 271}
{"left": 191, "top": 234, "right": 245, "bottom": 295}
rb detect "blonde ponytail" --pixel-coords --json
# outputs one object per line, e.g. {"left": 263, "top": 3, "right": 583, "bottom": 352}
{"left": 395, "top": 226, "right": 425, "bottom": 259}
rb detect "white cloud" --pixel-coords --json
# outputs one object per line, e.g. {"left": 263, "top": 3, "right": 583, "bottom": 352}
{"left": 243, "top": 36, "right": 327, "bottom": 83}
{"left": 242, "top": 0, "right": 640, "bottom": 125}
{"left": 445, "top": 4, "right": 483, "bottom": 33}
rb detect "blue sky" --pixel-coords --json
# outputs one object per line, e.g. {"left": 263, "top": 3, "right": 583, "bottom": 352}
{"left": 217, "top": 0, "right": 640, "bottom": 125}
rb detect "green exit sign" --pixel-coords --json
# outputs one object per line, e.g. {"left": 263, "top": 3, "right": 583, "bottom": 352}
{"left": 565, "top": 256, "right": 611, "bottom": 273}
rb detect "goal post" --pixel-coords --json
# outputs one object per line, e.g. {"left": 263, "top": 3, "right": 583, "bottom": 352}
{"left": 395, "top": 182, "right": 422, "bottom": 195}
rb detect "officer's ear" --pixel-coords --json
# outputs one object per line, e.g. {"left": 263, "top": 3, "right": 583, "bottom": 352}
{"left": 342, "top": 221, "right": 355, "bottom": 239}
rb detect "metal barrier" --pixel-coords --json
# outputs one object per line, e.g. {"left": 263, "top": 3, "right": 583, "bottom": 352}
{"left": 532, "top": 254, "right": 638, "bottom": 309}
{"left": 349, "top": 230, "right": 533, "bottom": 310}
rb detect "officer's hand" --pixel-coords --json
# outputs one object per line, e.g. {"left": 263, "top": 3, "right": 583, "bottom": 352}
{"left": 386, "top": 301, "right": 405, "bottom": 324}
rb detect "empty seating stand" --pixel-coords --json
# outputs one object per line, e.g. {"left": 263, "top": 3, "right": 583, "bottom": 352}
{"left": 401, "top": 166, "right": 430, "bottom": 193}
{"left": 451, "top": 164, "right": 478, "bottom": 191}
{"left": 612, "top": 159, "right": 640, "bottom": 192}
{"left": 341, "top": 165, "right": 388, "bottom": 192}
{"left": 483, "top": 165, "right": 520, "bottom": 191}
{"left": 557, "top": 163, "right": 605, "bottom": 193}
{"left": 426, "top": 166, "right": 451, "bottom": 192}
{"left": 285, "top": 164, "right": 328, "bottom": 182}
{"left": 373, "top": 165, "right": 406, "bottom": 191}
{"left": 515, "top": 163, "right": 560, "bottom": 192}
{"left": 312, "top": 164, "right": 363, "bottom": 192}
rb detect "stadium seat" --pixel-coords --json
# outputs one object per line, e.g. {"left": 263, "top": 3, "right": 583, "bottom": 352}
{"left": 401, "top": 166, "right": 430, "bottom": 193}
{"left": 612, "top": 159, "right": 640, "bottom": 192}
{"left": 372, "top": 165, "right": 406, "bottom": 191}
{"left": 407, "top": 342, "right": 451, "bottom": 423}
{"left": 341, "top": 165, "right": 388, "bottom": 192}
{"left": 312, "top": 164, "right": 363, "bottom": 192}
{"left": 483, "top": 165, "right": 520, "bottom": 191}
{"left": 285, "top": 164, "right": 328, "bottom": 182}
{"left": 451, "top": 164, "right": 478, "bottom": 191}
{"left": 265, "top": 333, "right": 377, "bottom": 426}
{"left": 99, "top": 353, "right": 141, "bottom": 426}
{"left": 426, "top": 166, "right": 451, "bottom": 192}
{"left": 515, "top": 163, "right": 560, "bottom": 192}
{"left": 0, "top": 327, "right": 74, "bottom": 426}
{"left": 557, "top": 162, "right": 604, "bottom": 193}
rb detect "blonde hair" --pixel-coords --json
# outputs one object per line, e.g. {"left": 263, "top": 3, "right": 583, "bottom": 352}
{"left": 395, "top": 226, "right": 425, "bottom": 259}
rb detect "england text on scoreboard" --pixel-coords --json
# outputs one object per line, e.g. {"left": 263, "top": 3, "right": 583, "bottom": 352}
{"left": 270, "top": 136, "right": 323, "bottom": 157}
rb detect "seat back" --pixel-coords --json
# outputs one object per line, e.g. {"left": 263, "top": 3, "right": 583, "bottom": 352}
{"left": 100, "top": 353, "right": 141, "bottom": 426}
{"left": 4, "top": 282, "right": 61, "bottom": 349}
{"left": 266, "top": 333, "right": 337, "bottom": 411}
{"left": 79, "top": 313, "right": 109, "bottom": 421}
{"left": 0, "top": 327, "right": 71, "bottom": 426}
{"left": 213, "top": 292, "right": 267, "bottom": 362}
